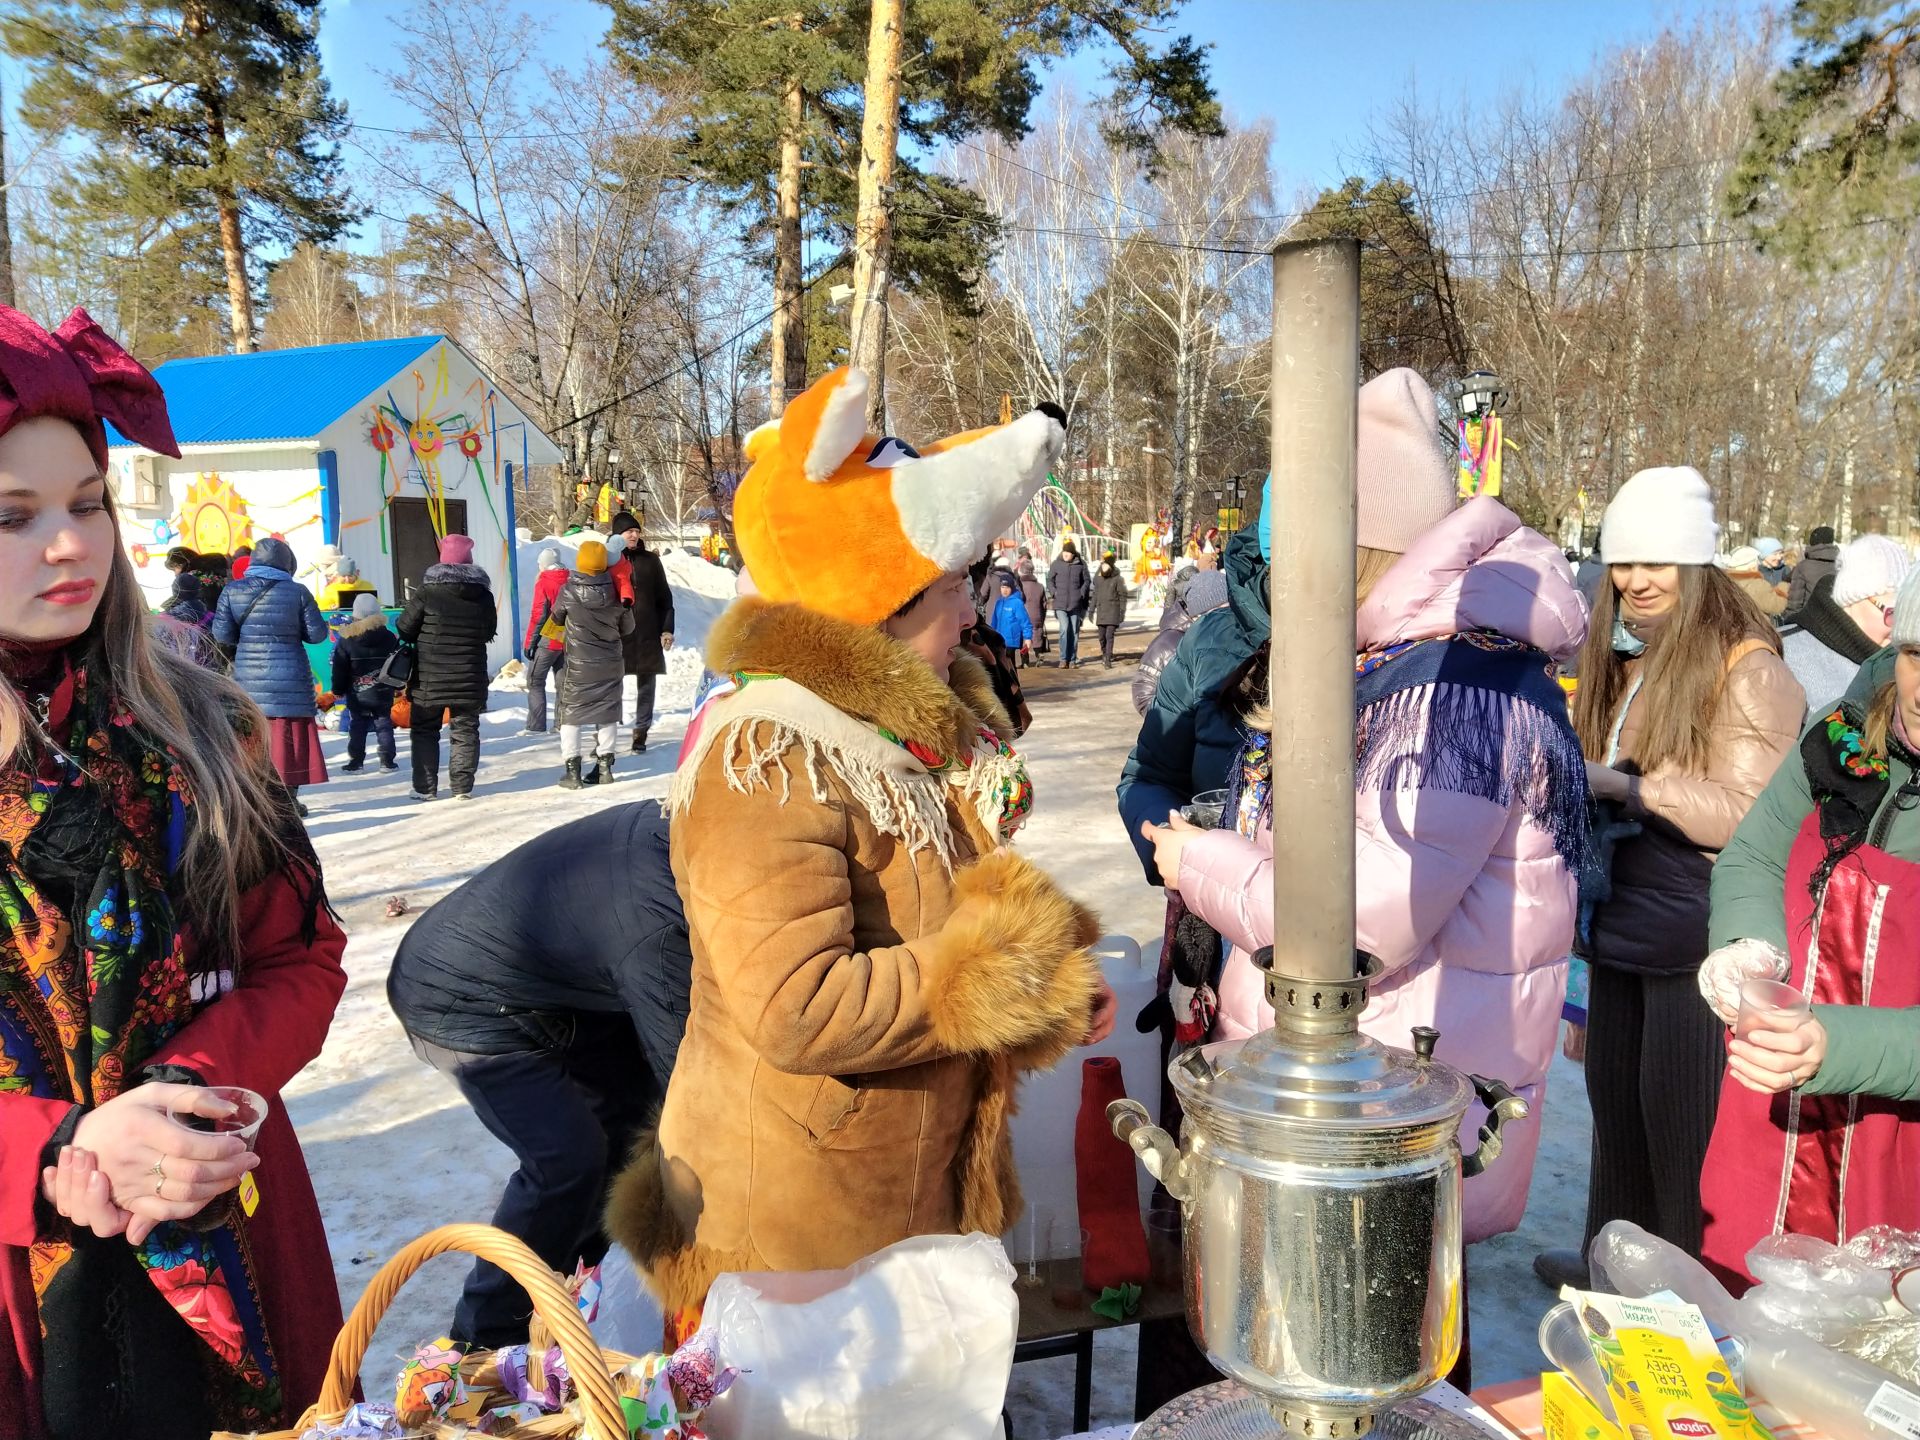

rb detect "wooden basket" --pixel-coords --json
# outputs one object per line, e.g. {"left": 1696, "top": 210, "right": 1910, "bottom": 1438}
{"left": 220, "top": 1223, "right": 629, "bottom": 1440}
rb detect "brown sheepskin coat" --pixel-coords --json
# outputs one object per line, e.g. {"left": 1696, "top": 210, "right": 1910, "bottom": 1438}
{"left": 606, "top": 597, "right": 1102, "bottom": 1310}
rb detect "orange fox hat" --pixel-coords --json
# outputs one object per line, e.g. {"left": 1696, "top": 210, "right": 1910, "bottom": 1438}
{"left": 735, "top": 366, "right": 1067, "bottom": 625}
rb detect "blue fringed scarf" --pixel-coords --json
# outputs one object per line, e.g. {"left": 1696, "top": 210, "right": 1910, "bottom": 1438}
{"left": 1354, "top": 632, "right": 1593, "bottom": 878}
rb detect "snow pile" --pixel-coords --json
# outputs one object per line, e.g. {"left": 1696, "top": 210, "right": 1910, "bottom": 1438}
{"left": 507, "top": 529, "right": 741, "bottom": 713}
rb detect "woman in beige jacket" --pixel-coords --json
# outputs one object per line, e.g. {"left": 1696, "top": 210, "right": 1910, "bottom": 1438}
{"left": 608, "top": 369, "right": 1111, "bottom": 1341}
{"left": 1535, "top": 467, "right": 1804, "bottom": 1289}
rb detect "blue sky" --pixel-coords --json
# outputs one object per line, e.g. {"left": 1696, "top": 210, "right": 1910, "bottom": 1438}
{"left": 3, "top": 0, "right": 1780, "bottom": 245}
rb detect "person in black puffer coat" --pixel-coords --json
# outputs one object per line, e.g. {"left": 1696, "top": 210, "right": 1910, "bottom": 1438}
{"left": 387, "top": 799, "right": 692, "bottom": 1349}
{"left": 1017, "top": 554, "right": 1048, "bottom": 655}
{"left": 550, "top": 540, "right": 633, "bottom": 789}
{"left": 1046, "top": 540, "right": 1092, "bottom": 666}
{"left": 212, "top": 535, "right": 329, "bottom": 809}
{"left": 397, "top": 532, "right": 497, "bottom": 800}
{"left": 606, "top": 514, "right": 675, "bottom": 754}
{"left": 153, "top": 571, "right": 221, "bottom": 668}
{"left": 329, "top": 592, "right": 402, "bottom": 772}
{"left": 1092, "top": 549, "right": 1129, "bottom": 668}
{"left": 1132, "top": 566, "right": 1229, "bottom": 716}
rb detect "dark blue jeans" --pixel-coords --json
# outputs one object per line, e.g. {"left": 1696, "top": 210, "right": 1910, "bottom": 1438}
{"left": 409, "top": 1016, "right": 658, "bottom": 1349}
{"left": 1055, "top": 610, "right": 1084, "bottom": 665}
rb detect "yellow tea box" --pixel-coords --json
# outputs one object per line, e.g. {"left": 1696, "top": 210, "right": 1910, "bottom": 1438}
{"left": 1542, "top": 1368, "right": 1622, "bottom": 1440}
{"left": 1564, "top": 1290, "right": 1772, "bottom": 1440}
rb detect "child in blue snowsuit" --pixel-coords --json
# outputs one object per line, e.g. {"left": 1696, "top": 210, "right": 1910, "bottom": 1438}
{"left": 989, "top": 572, "right": 1035, "bottom": 666}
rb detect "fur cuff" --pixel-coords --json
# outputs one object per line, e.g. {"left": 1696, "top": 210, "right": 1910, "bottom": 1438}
{"left": 604, "top": 1133, "right": 755, "bottom": 1313}
{"left": 925, "top": 850, "right": 1102, "bottom": 1063}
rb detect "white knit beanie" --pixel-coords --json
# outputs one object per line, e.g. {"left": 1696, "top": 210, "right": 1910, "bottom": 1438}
{"left": 538, "top": 546, "right": 562, "bottom": 571}
{"left": 1356, "top": 367, "right": 1455, "bottom": 553}
{"left": 1599, "top": 466, "right": 1717, "bottom": 565}
{"left": 1892, "top": 567, "right": 1920, "bottom": 649}
{"left": 1832, "top": 534, "right": 1913, "bottom": 608}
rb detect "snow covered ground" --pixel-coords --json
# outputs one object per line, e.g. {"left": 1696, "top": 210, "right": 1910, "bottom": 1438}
{"left": 290, "top": 606, "right": 1588, "bottom": 1426}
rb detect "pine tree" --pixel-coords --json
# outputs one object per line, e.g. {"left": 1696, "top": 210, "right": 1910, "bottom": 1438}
{"left": 1727, "top": 1, "right": 1920, "bottom": 268}
{"left": 2, "top": 0, "right": 361, "bottom": 352}
{"left": 607, "top": 0, "right": 1219, "bottom": 420}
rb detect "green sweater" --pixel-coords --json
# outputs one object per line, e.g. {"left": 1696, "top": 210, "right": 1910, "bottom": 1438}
{"left": 1709, "top": 711, "right": 1920, "bottom": 1103}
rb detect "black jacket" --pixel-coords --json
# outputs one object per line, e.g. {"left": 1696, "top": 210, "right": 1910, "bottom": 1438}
{"left": 386, "top": 800, "right": 692, "bottom": 1098}
{"left": 1785, "top": 542, "right": 1840, "bottom": 620}
{"left": 613, "top": 544, "right": 675, "bottom": 677}
{"left": 1092, "top": 565, "right": 1129, "bottom": 626}
{"left": 397, "top": 562, "right": 497, "bottom": 710}
{"left": 329, "top": 614, "right": 402, "bottom": 716}
{"left": 1047, "top": 552, "right": 1091, "bottom": 614}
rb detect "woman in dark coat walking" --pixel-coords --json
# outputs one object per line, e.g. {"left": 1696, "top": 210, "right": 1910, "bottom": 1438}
{"left": 1092, "top": 550, "right": 1129, "bottom": 668}
{"left": 1017, "top": 556, "right": 1047, "bottom": 655}
{"left": 551, "top": 540, "right": 634, "bottom": 789}
{"left": 211, "top": 535, "right": 329, "bottom": 813}
{"left": 397, "top": 533, "right": 496, "bottom": 801}
{"left": 606, "top": 514, "right": 675, "bottom": 754}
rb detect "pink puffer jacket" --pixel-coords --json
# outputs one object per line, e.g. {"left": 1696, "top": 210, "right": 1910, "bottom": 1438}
{"left": 1178, "top": 498, "right": 1589, "bottom": 1243}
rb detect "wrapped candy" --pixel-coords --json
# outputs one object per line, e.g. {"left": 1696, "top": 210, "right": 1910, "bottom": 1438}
{"left": 393, "top": 1337, "right": 481, "bottom": 1425}
{"left": 298, "top": 1402, "right": 404, "bottom": 1439}
{"left": 495, "top": 1342, "right": 572, "bottom": 1411}
{"left": 617, "top": 1330, "right": 740, "bottom": 1440}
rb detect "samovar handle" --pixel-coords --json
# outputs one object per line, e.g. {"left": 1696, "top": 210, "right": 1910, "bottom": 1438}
{"left": 1107, "top": 1099, "right": 1191, "bottom": 1202}
{"left": 1462, "top": 1075, "right": 1530, "bottom": 1178}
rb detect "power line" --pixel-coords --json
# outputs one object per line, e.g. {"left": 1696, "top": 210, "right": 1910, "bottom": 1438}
{"left": 553, "top": 248, "right": 850, "bottom": 434}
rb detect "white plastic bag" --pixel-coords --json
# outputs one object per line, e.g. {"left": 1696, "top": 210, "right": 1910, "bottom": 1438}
{"left": 698, "top": 1232, "right": 1018, "bottom": 1440}
{"left": 593, "top": 1242, "right": 665, "bottom": 1358}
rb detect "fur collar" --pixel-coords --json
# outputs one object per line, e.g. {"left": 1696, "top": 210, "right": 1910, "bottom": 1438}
{"left": 338, "top": 614, "right": 390, "bottom": 639}
{"left": 424, "top": 562, "right": 490, "bottom": 589}
{"left": 707, "top": 597, "right": 1011, "bottom": 755}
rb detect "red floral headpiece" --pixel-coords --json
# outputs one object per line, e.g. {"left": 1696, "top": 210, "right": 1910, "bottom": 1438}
{"left": 0, "top": 305, "right": 180, "bottom": 468}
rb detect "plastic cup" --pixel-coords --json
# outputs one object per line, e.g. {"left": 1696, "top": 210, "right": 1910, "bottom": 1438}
{"left": 1016, "top": 1203, "right": 1053, "bottom": 1290}
{"left": 1146, "top": 1209, "right": 1184, "bottom": 1291}
{"left": 1537, "top": 1302, "right": 1618, "bottom": 1423}
{"left": 165, "top": 1085, "right": 268, "bottom": 1150}
{"left": 1051, "top": 1228, "right": 1091, "bottom": 1311}
{"left": 1736, "top": 977, "right": 1810, "bottom": 1042}
{"left": 1181, "top": 789, "right": 1229, "bottom": 829}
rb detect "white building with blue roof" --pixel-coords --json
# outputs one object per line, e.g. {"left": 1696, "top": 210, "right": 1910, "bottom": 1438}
{"left": 106, "top": 334, "right": 564, "bottom": 670}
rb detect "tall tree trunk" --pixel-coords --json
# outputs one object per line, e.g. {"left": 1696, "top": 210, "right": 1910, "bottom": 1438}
{"left": 1840, "top": 433, "right": 1856, "bottom": 542}
{"left": 0, "top": 78, "right": 14, "bottom": 311}
{"left": 770, "top": 68, "right": 806, "bottom": 416}
{"left": 847, "top": 0, "right": 903, "bottom": 428}
{"left": 204, "top": 91, "right": 255, "bottom": 353}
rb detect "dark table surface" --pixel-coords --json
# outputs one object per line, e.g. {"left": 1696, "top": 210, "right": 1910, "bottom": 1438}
{"left": 1015, "top": 1256, "right": 1187, "bottom": 1343}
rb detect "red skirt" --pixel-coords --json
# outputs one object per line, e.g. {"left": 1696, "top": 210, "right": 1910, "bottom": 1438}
{"left": 267, "top": 717, "right": 330, "bottom": 788}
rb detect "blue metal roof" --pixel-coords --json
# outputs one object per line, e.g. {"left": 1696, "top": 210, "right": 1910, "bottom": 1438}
{"left": 106, "top": 335, "right": 447, "bottom": 448}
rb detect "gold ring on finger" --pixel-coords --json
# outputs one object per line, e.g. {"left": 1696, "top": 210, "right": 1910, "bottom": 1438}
{"left": 148, "top": 1158, "right": 165, "bottom": 1179}
{"left": 154, "top": 1173, "right": 165, "bottom": 1197}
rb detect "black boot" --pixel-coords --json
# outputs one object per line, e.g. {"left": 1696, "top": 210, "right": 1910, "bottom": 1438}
{"left": 631, "top": 729, "right": 648, "bottom": 754}
{"left": 558, "top": 758, "right": 583, "bottom": 790}
{"left": 1532, "top": 1248, "right": 1590, "bottom": 1291}
{"left": 595, "top": 753, "right": 616, "bottom": 785}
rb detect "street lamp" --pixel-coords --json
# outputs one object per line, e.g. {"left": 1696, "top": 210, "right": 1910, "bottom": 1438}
{"left": 1457, "top": 370, "right": 1509, "bottom": 421}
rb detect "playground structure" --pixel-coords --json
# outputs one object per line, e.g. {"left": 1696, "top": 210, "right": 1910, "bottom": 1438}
{"left": 1014, "top": 479, "right": 1131, "bottom": 561}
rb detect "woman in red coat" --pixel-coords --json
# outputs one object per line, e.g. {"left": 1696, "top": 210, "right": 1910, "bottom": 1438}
{"left": 0, "top": 306, "right": 348, "bottom": 1440}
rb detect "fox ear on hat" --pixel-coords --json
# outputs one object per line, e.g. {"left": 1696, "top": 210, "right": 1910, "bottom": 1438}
{"left": 781, "top": 366, "right": 873, "bottom": 482}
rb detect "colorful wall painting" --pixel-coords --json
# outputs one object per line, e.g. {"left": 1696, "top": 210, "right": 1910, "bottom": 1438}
{"left": 180, "top": 473, "right": 257, "bottom": 555}
{"left": 358, "top": 342, "right": 505, "bottom": 553}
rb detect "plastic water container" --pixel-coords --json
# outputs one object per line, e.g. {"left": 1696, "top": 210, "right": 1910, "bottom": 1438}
{"left": 1005, "top": 933, "right": 1160, "bottom": 1259}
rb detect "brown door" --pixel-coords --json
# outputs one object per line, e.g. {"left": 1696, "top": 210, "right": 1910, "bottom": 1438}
{"left": 390, "top": 498, "right": 468, "bottom": 604}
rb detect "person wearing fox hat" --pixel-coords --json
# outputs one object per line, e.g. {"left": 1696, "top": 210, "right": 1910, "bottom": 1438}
{"left": 607, "top": 366, "right": 1114, "bottom": 1340}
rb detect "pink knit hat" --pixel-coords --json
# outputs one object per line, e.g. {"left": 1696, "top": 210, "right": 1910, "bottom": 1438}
{"left": 1357, "top": 367, "right": 1454, "bottom": 554}
{"left": 438, "top": 533, "right": 475, "bottom": 566}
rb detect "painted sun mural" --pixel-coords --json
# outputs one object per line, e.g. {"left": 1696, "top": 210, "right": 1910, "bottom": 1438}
{"left": 180, "top": 473, "right": 256, "bottom": 556}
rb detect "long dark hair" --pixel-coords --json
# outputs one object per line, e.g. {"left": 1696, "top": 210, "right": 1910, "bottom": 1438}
{"left": 1572, "top": 563, "right": 1778, "bottom": 773}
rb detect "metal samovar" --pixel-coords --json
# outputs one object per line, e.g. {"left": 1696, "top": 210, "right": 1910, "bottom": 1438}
{"left": 1110, "top": 238, "right": 1528, "bottom": 1439}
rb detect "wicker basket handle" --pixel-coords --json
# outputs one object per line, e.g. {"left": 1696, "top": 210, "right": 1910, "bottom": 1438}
{"left": 313, "top": 1223, "right": 628, "bottom": 1440}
